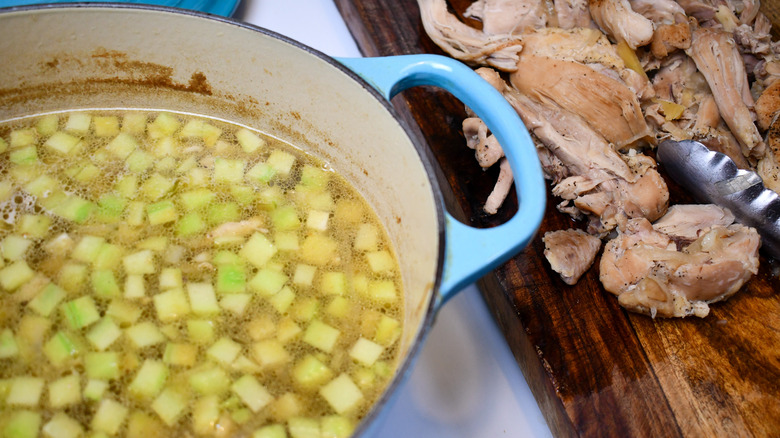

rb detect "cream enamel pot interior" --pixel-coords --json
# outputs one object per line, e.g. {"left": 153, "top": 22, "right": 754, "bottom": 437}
{"left": 0, "top": 4, "right": 545, "bottom": 436}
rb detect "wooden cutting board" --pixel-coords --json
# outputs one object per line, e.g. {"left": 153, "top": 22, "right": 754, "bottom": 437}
{"left": 332, "top": 1, "right": 780, "bottom": 437}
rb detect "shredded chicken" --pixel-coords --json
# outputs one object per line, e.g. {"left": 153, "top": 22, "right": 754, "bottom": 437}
{"left": 600, "top": 206, "right": 760, "bottom": 318}
{"left": 418, "top": 0, "right": 525, "bottom": 71}
{"left": 543, "top": 229, "right": 602, "bottom": 285}
{"left": 418, "top": 0, "right": 774, "bottom": 316}
{"left": 588, "top": 0, "right": 654, "bottom": 49}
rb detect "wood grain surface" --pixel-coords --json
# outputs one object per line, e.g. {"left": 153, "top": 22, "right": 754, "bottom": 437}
{"left": 332, "top": 1, "right": 780, "bottom": 437}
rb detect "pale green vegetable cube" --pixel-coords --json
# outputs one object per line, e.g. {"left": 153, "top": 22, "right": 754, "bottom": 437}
{"left": 64, "top": 112, "right": 91, "bottom": 134}
{"left": 354, "top": 223, "right": 378, "bottom": 251}
{"left": 187, "top": 282, "right": 220, "bottom": 315}
{"left": 106, "top": 132, "right": 139, "bottom": 159}
{"left": 129, "top": 360, "right": 168, "bottom": 399}
{"left": 253, "top": 424, "right": 288, "bottom": 438}
{"left": 137, "top": 236, "right": 169, "bottom": 251}
{"left": 367, "top": 280, "right": 398, "bottom": 304}
{"left": 83, "top": 379, "right": 109, "bottom": 401}
{"left": 0, "top": 329, "right": 19, "bottom": 358}
{"left": 319, "top": 374, "right": 363, "bottom": 414}
{"left": 0, "top": 261, "right": 35, "bottom": 291}
{"left": 28, "top": 283, "right": 66, "bottom": 317}
{"left": 216, "top": 263, "right": 246, "bottom": 294}
{"left": 291, "top": 297, "right": 320, "bottom": 323}
{"left": 142, "top": 173, "right": 176, "bottom": 200}
{"left": 366, "top": 250, "right": 395, "bottom": 274}
{"left": 249, "top": 268, "right": 288, "bottom": 296}
{"left": 349, "top": 338, "right": 384, "bottom": 366}
{"left": 252, "top": 339, "right": 290, "bottom": 368}
{"left": 276, "top": 318, "right": 302, "bottom": 344}
{"left": 293, "top": 264, "right": 317, "bottom": 287}
{"left": 48, "top": 373, "right": 81, "bottom": 408}
{"left": 93, "top": 116, "right": 120, "bottom": 137}
{"left": 299, "top": 165, "right": 329, "bottom": 188}
{"left": 74, "top": 162, "right": 100, "bottom": 183}
{"left": 126, "top": 149, "right": 155, "bottom": 173}
{"left": 230, "top": 184, "right": 255, "bottom": 205}
{"left": 268, "top": 286, "right": 296, "bottom": 315}
{"left": 85, "top": 352, "right": 120, "bottom": 380}
{"left": 231, "top": 355, "right": 262, "bottom": 374}
{"left": 18, "top": 214, "right": 52, "bottom": 239}
{"left": 93, "top": 243, "right": 124, "bottom": 270}
{"left": 72, "top": 235, "right": 106, "bottom": 263}
{"left": 115, "top": 174, "right": 139, "bottom": 199}
{"left": 292, "top": 354, "right": 332, "bottom": 390}
{"left": 91, "top": 270, "right": 121, "bottom": 298}
{"left": 125, "top": 274, "right": 146, "bottom": 299}
{"left": 2, "top": 235, "right": 31, "bottom": 261}
{"left": 91, "top": 398, "right": 128, "bottom": 435}
{"left": 321, "top": 415, "right": 354, "bottom": 438}
{"left": 146, "top": 199, "right": 178, "bottom": 225}
{"left": 151, "top": 136, "right": 176, "bottom": 157}
{"left": 266, "top": 149, "right": 296, "bottom": 176}
{"left": 270, "top": 205, "right": 301, "bottom": 231}
{"left": 155, "top": 156, "right": 177, "bottom": 173}
{"left": 86, "top": 317, "right": 122, "bottom": 351}
{"left": 214, "top": 158, "right": 245, "bottom": 184}
{"left": 163, "top": 342, "right": 198, "bottom": 367}
{"left": 45, "top": 131, "right": 81, "bottom": 154}
{"left": 239, "top": 232, "right": 277, "bottom": 269}
{"left": 176, "top": 211, "right": 207, "bottom": 237}
{"left": 3, "top": 410, "right": 41, "bottom": 438}
{"left": 303, "top": 320, "right": 340, "bottom": 353}
{"left": 121, "top": 112, "right": 146, "bottom": 134}
{"left": 179, "top": 188, "right": 216, "bottom": 211}
{"left": 6, "top": 377, "right": 45, "bottom": 406}
{"left": 43, "top": 331, "right": 81, "bottom": 367}
{"left": 59, "top": 263, "right": 87, "bottom": 294}
{"left": 153, "top": 288, "right": 191, "bottom": 322}
{"left": 320, "top": 272, "right": 346, "bottom": 296}
{"left": 219, "top": 294, "right": 252, "bottom": 315}
{"left": 123, "top": 249, "right": 155, "bottom": 275}
{"left": 374, "top": 314, "right": 401, "bottom": 346}
{"left": 192, "top": 395, "right": 220, "bottom": 435}
{"left": 325, "top": 296, "right": 351, "bottom": 319}
{"left": 232, "top": 374, "right": 273, "bottom": 413}
{"left": 23, "top": 174, "right": 56, "bottom": 197}
{"left": 61, "top": 296, "right": 100, "bottom": 330}
{"left": 43, "top": 412, "right": 84, "bottom": 438}
{"left": 126, "top": 411, "right": 166, "bottom": 438}
{"left": 300, "top": 234, "right": 337, "bottom": 266}
{"left": 246, "top": 316, "right": 275, "bottom": 341}
{"left": 9, "top": 145, "right": 37, "bottom": 164}
{"left": 189, "top": 365, "right": 230, "bottom": 395}
{"left": 246, "top": 162, "right": 276, "bottom": 184}
{"left": 148, "top": 113, "right": 181, "bottom": 139}
{"left": 126, "top": 201, "right": 145, "bottom": 226}
{"left": 187, "top": 319, "right": 215, "bottom": 344}
{"left": 306, "top": 210, "right": 330, "bottom": 231}
{"left": 207, "top": 337, "right": 241, "bottom": 365}
{"left": 10, "top": 128, "right": 37, "bottom": 147}
{"left": 105, "top": 299, "right": 142, "bottom": 325}
{"left": 0, "top": 137, "right": 6, "bottom": 153}
{"left": 274, "top": 231, "right": 299, "bottom": 251}
{"left": 159, "top": 267, "right": 183, "bottom": 290}
{"left": 288, "top": 417, "right": 320, "bottom": 438}
{"left": 53, "top": 195, "right": 95, "bottom": 224}
{"left": 236, "top": 128, "right": 265, "bottom": 153}
{"left": 126, "top": 322, "right": 165, "bottom": 348}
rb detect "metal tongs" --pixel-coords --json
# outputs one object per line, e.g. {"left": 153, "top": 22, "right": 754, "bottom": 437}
{"left": 656, "top": 139, "right": 780, "bottom": 259}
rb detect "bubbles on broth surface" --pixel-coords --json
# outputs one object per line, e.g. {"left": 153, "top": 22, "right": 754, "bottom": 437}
{"left": 0, "top": 110, "right": 404, "bottom": 437}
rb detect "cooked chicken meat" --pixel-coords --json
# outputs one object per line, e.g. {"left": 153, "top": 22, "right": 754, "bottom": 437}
{"left": 464, "top": 0, "right": 549, "bottom": 34}
{"left": 417, "top": 0, "right": 775, "bottom": 316}
{"left": 588, "top": 0, "right": 654, "bottom": 49}
{"left": 599, "top": 206, "right": 760, "bottom": 318}
{"left": 543, "top": 229, "right": 602, "bottom": 285}
{"left": 686, "top": 27, "right": 765, "bottom": 159}
{"left": 418, "top": 0, "right": 525, "bottom": 71}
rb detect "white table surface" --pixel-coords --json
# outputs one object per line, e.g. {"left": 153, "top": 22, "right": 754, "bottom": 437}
{"left": 233, "top": 1, "right": 553, "bottom": 437}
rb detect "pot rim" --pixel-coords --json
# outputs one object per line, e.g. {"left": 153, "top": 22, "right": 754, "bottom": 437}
{"left": 0, "top": 3, "right": 447, "bottom": 435}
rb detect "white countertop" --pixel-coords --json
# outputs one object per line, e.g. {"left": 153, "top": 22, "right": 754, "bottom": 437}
{"left": 233, "top": 1, "right": 553, "bottom": 437}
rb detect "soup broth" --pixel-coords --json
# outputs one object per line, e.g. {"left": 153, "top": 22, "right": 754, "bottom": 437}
{"left": 0, "top": 110, "right": 404, "bottom": 438}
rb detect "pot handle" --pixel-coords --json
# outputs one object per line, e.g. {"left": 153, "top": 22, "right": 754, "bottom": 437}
{"left": 337, "top": 54, "right": 546, "bottom": 307}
